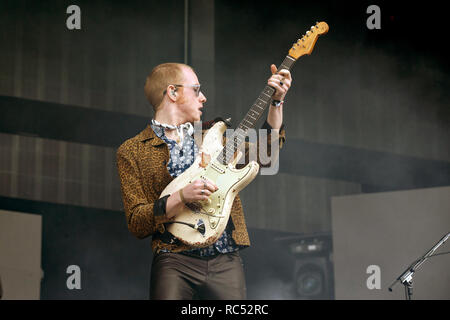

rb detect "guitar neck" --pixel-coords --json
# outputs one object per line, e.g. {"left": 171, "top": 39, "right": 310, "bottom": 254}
{"left": 216, "top": 21, "right": 330, "bottom": 165}
{"left": 237, "top": 55, "right": 296, "bottom": 131}
{"left": 218, "top": 55, "right": 297, "bottom": 165}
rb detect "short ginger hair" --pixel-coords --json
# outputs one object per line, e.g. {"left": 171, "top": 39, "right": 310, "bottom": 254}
{"left": 144, "top": 63, "right": 193, "bottom": 110}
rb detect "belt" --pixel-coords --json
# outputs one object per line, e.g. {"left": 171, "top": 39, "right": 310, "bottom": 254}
{"left": 158, "top": 229, "right": 181, "bottom": 245}
{"left": 179, "top": 251, "right": 221, "bottom": 260}
{"left": 157, "top": 230, "right": 222, "bottom": 260}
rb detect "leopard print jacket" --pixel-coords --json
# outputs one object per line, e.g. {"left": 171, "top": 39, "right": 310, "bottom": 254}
{"left": 116, "top": 119, "right": 286, "bottom": 254}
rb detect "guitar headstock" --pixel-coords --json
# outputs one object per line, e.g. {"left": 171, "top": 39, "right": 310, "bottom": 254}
{"left": 288, "top": 21, "right": 329, "bottom": 60}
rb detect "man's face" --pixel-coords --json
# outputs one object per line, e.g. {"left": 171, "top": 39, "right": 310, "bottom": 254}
{"left": 176, "top": 67, "right": 207, "bottom": 123}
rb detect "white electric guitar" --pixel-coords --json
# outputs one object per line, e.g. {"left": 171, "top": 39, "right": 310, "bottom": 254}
{"left": 160, "top": 22, "right": 329, "bottom": 247}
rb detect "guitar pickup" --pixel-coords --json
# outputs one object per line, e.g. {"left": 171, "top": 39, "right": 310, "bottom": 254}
{"left": 210, "top": 162, "right": 225, "bottom": 174}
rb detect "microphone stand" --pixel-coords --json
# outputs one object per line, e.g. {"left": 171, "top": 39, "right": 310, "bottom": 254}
{"left": 388, "top": 232, "right": 450, "bottom": 300}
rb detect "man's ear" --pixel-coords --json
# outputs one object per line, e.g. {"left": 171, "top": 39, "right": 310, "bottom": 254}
{"left": 167, "top": 85, "right": 178, "bottom": 101}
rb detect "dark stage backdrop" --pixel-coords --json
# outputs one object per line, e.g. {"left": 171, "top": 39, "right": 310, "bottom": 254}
{"left": 0, "top": 0, "right": 448, "bottom": 299}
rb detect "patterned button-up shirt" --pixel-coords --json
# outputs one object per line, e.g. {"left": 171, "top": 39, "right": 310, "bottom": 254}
{"left": 150, "top": 122, "right": 244, "bottom": 256}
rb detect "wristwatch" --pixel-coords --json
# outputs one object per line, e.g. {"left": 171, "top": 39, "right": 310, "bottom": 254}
{"left": 271, "top": 99, "right": 283, "bottom": 107}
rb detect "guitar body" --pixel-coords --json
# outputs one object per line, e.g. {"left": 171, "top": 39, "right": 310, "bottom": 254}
{"left": 159, "top": 121, "right": 260, "bottom": 247}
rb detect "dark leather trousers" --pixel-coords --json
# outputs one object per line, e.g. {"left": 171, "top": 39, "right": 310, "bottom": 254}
{"left": 150, "top": 251, "right": 247, "bottom": 300}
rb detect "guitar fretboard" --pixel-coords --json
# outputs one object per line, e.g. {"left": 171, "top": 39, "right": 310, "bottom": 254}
{"left": 218, "top": 55, "right": 296, "bottom": 165}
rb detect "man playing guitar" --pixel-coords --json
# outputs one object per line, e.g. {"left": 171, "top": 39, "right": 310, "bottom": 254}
{"left": 117, "top": 62, "right": 291, "bottom": 299}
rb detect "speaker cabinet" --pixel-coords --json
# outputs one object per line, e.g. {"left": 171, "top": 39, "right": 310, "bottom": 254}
{"left": 242, "top": 228, "right": 334, "bottom": 299}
